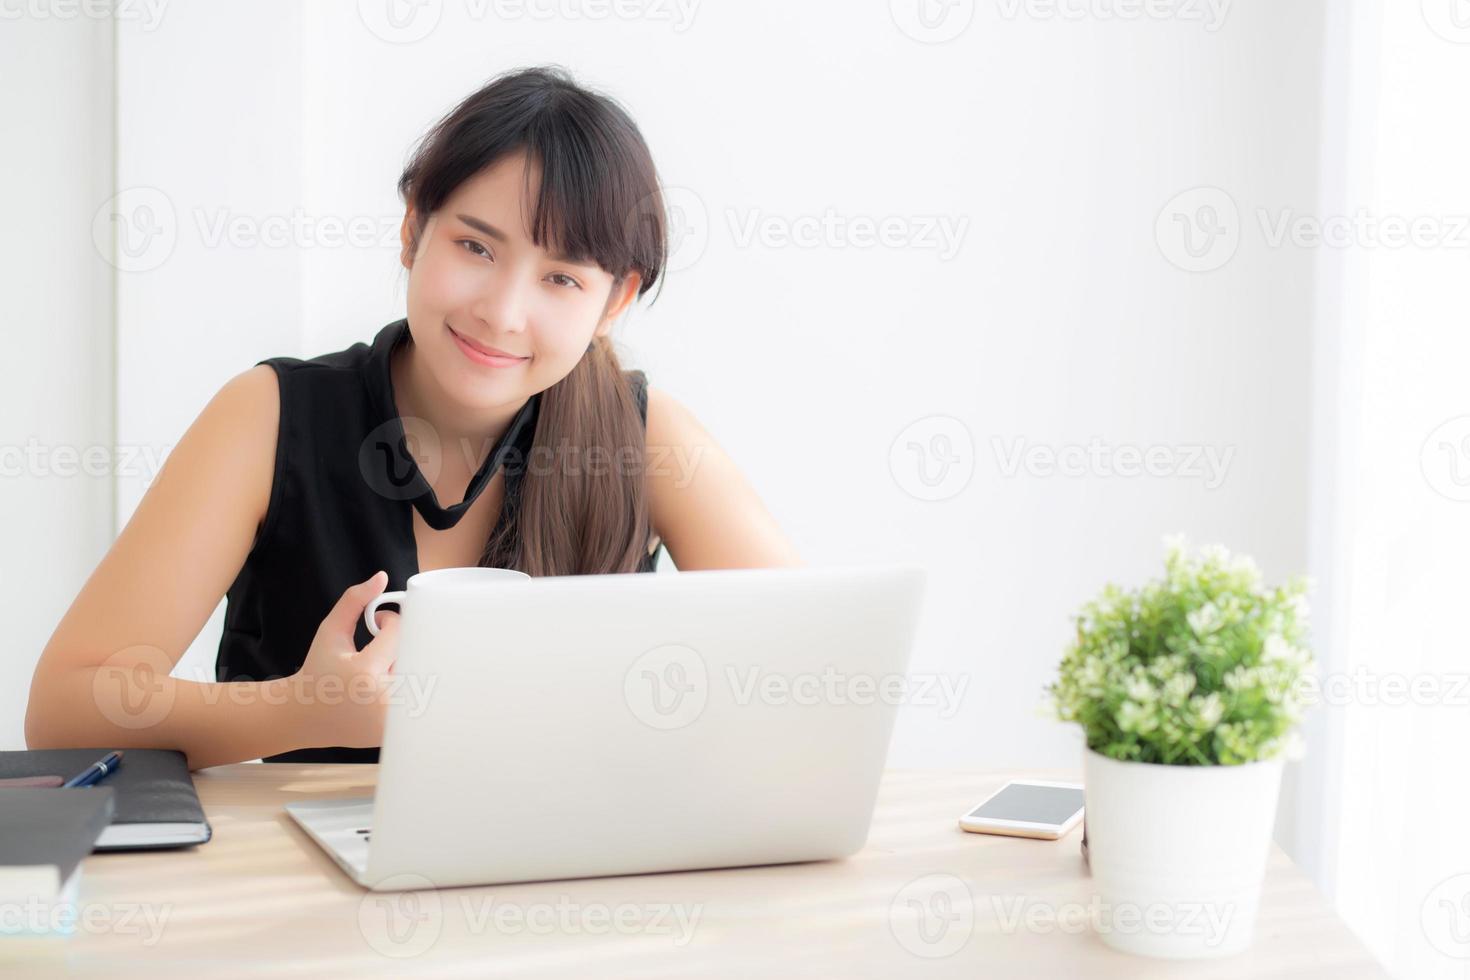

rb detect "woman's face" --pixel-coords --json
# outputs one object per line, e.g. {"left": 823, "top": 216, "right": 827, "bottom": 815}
{"left": 399, "top": 149, "right": 637, "bottom": 412}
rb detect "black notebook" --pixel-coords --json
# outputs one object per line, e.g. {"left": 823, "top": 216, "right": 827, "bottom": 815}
{"left": 0, "top": 787, "right": 115, "bottom": 904}
{"left": 0, "top": 749, "right": 211, "bottom": 850}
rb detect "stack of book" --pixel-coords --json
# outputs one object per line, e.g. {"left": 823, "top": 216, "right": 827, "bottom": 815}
{"left": 0, "top": 748, "right": 211, "bottom": 937}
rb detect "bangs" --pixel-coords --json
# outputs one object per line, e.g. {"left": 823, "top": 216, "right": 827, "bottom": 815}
{"left": 400, "top": 66, "right": 666, "bottom": 301}
{"left": 520, "top": 116, "right": 657, "bottom": 294}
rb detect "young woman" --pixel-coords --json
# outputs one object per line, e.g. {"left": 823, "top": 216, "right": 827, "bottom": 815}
{"left": 25, "top": 66, "right": 801, "bottom": 770}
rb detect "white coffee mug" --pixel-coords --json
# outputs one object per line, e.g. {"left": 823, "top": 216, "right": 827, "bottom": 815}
{"left": 364, "top": 566, "right": 530, "bottom": 637}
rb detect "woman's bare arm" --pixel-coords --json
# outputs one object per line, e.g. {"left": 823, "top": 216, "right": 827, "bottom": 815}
{"left": 644, "top": 386, "right": 804, "bottom": 571}
{"left": 24, "top": 365, "right": 318, "bottom": 770}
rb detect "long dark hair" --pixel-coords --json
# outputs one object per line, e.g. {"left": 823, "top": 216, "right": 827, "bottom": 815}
{"left": 397, "top": 65, "right": 667, "bottom": 576}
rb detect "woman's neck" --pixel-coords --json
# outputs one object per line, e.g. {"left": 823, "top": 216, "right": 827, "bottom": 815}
{"left": 390, "top": 332, "right": 527, "bottom": 478}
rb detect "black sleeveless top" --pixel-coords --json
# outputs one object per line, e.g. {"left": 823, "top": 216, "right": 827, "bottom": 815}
{"left": 217, "top": 318, "right": 662, "bottom": 763}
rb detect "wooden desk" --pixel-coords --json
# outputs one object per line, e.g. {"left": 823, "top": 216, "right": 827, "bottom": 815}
{"left": 2, "top": 765, "right": 1387, "bottom": 978}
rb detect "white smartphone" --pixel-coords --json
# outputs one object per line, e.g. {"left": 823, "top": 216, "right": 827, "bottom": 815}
{"left": 957, "top": 780, "right": 1085, "bottom": 840}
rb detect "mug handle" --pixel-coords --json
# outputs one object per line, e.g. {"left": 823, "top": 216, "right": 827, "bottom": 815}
{"left": 364, "top": 591, "right": 406, "bottom": 638}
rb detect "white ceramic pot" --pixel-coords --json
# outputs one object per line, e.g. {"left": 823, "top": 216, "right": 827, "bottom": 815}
{"left": 1082, "top": 747, "right": 1284, "bottom": 959}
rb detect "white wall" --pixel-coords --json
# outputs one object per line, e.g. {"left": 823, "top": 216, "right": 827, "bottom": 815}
{"left": 0, "top": 16, "right": 115, "bottom": 750}
{"left": 112, "top": 3, "right": 310, "bottom": 689}
{"left": 17, "top": 0, "right": 1324, "bottom": 847}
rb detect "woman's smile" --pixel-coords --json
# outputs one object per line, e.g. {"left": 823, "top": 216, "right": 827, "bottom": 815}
{"left": 447, "top": 323, "right": 530, "bottom": 368}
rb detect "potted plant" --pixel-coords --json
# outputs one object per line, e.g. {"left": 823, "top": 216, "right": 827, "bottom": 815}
{"left": 1048, "top": 536, "right": 1314, "bottom": 959}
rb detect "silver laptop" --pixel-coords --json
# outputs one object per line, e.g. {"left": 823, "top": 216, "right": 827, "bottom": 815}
{"left": 285, "top": 563, "right": 926, "bottom": 890}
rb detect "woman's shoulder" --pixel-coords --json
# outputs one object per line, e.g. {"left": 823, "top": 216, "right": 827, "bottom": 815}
{"left": 159, "top": 365, "right": 281, "bottom": 553}
{"left": 640, "top": 382, "right": 696, "bottom": 440}
{"left": 219, "top": 364, "right": 281, "bottom": 420}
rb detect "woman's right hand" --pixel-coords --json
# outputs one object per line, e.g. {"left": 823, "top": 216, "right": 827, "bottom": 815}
{"left": 292, "top": 571, "right": 401, "bottom": 749}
